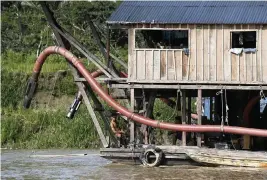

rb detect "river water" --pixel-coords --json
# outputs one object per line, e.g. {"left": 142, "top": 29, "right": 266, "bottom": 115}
{"left": 1, "top": 149, "right": 267, "bottom": 180}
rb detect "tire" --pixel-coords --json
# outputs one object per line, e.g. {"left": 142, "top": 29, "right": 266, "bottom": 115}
{"left": 140, "top": 147, "right": 163, "bottom": 167}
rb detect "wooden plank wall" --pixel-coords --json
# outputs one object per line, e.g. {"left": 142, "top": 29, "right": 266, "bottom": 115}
{"left": 262, "top": 25, "right": 267, "bottom": 83}
{"left": 128, "top": 24, "right": 267, "bottom": 84}
{"left": 132, "top": 49, "right": 188, "bottom": 81}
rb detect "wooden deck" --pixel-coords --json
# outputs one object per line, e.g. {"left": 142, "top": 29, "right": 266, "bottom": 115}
{"left": 100, "top": 146, "right": 267, "bottom": 167}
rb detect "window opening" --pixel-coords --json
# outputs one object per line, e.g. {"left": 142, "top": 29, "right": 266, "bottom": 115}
{"left": 135, "top": 29, "right": 188, "bottom": 49}
{"left": 231, "top": 31, "right": 256, "bottom": 48}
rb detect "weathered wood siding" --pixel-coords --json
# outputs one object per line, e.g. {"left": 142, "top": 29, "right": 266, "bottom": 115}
{"left": 128, "top": 24, "right": 267, "bottom": 84}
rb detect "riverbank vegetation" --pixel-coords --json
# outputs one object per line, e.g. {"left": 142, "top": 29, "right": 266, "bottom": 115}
{"left": 1, "top": 1, "right": 189, "bottom": 149}
{"left": 1, "top": 50, "right": 102, "bottom": 149}
{"left": 1, "top": 54, "right": 176, "bottom": 149}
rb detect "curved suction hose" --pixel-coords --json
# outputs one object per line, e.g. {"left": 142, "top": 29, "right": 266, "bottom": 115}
{"left": 25, "top": 46, "right": 267, "bottom": 137}
{"left": 23, "top": 67, "right": 103, "bottom": 109}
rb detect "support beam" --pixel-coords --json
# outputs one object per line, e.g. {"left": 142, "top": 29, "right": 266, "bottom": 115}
{"left": 210, "top": 97, "right": 213, "bottom": 121}
{"left": 49, "top": 23, "right": 114, "bottom": 78}
{"left": 40, "top": 2, "right": 108, "bottom": 147}
{"left": 187, "top": 91, "right": 191, "bottom": 124}
{"left": 85, "top": 85, "right": 117, "bottom": 144}
{"left": 197, "top": 89, "right": 202, "bottom": 147}
{"left": 181, "top": 90, "right": 187, "bottom": 146}
{"left": 130, "top": 88, "right": 135, "bottom": 143}
{"left": 88, "top": 21, "right": 127, "bottom": 69}
{"left": 41, "top": 7, "right": 113, "bottom": 78}
{"left": 187, "top": 91, "right": 191, "bottom": 141}
{"left": 40, "top": 2, "right": 70, "bottom": 49}
{"left": 146, "top": 90, "right": 157, "bottom": 144}
{"left": 88, "top": 20, "right": 108, "bottom": 62}
{"left": 77, "top": 84, "right": 109, "bottom": 148}
{"left": 107, "top": 26, "right": 111, "bottom": 67}
{"left": 109, "top": 84, "right": 267, "bottom": 91}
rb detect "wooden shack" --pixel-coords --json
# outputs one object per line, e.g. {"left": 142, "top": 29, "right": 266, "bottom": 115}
{"left": 108, "top": 1, "right": 267, "bottom": 87}
{"left": 106, "top": 1, "right": 267, "bottom": 152}
{"left": 27, "top": 1, "right": 267, "bottom": 167}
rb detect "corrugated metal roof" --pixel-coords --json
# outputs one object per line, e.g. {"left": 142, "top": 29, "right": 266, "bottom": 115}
{"left": 107, "top": 1, "right": 267, "bottom": 24}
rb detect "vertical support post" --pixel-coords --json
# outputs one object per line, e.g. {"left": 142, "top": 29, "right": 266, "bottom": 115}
{"left": 130, "top": 88, "right": 135, "bottom": 143}
{"left": 181, "top": 90, "right": 187, "bottom": 146}
{"left": 210, "top": 97, "right": 213, "bottom": 121}
{"left": 187, "top": 91, "right": 191, "bottom": 141}
{"left": 197, "top": 89, "right": 202, "bottom": 147}
{"left": 145, "top": 90, "right": 157, "bottom": 144}
{"left": 187, "top": 91, "right": 191, "bottom": 124}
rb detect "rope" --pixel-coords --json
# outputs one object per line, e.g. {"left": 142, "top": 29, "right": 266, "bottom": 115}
{"left": 224, "top": 89, "right": 229, "bottom": 124}
{"left": 224, "top": 89, "right": 236, "bottom": 150}
{"left": 260, "top": 88, "right": 266, "bottom": 100}
{"left": 216, "top": 89, "right": 224, "bottom": 132}
{"left": 142, "top": 87, "right": 146, "bottom": 114}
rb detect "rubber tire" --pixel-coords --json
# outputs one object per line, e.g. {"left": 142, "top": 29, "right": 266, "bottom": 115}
{"left": 140, "top": 147, "right": 163, "bottom": 167}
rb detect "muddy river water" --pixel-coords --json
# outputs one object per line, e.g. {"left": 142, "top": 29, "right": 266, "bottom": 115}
{"left": 1, "top": 149, "right": 267, "bottom": 179}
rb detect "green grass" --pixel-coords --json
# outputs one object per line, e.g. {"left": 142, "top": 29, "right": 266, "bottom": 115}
{"left": 1, "top": 50, "right": 68, "bottom": 74}
{"left": 1, "top": 50, "right": 102, "bottom": 149}
{"left": 1, "top": 50, "right": 193, "bottom": 149}
{"left": 1, "top": 106, "right": 101, "bottom": 149}
{"left": 1, "top": 67, "right": 102, "bottom": 149}
{"left": 1, "top": 49, "right": 98, "bottom": 74}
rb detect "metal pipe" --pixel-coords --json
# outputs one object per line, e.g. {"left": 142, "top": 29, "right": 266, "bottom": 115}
{"left": 91, "top": 69, "right": 103, "bottom": 78}
{"left": 29, "top": 46, "right": 267, "bottom": 137}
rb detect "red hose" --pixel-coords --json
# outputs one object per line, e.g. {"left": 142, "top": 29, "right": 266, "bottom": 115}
{"left": 31, "top": 46, "right": 267, "bottom": 137}
{"left": 92, "top": 64, "right": 177, "bottom": 109}
{"left": 91, "top": 69, "right": 103, "bottom": 78}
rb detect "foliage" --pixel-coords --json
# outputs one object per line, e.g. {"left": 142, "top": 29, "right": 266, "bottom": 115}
{"left": 1, "top": 50, "right": 75, "bottom": 108}
{"left": 1, "top": 107, "right": 100, "bottom": 149}
{"left": 1, "top": 50, "right": 179, "bottom": 149}
{"left": 1, "top": 2, "right": 53, "bottom": 53}
{"left": 0, "top": 2, "right": 180, "bottom": 149}
{"left": 1, "top": 51, "right": 100, "bottom": 149}
{"left": 1, "top": 1, "right": 126, "bottom": 60}
{"left": 1, "top": 49, "right": 68, "bottom": 73}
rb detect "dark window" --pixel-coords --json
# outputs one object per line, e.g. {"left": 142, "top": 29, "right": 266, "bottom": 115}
{"left": 231, "top": 31, "right": 256, "bottom": 48}
{"left": 135, "top": 30, "right": 188, "bottom": 49}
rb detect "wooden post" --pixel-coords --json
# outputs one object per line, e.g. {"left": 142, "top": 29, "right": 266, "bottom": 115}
{"left": 40, "top": 3, "right": 108, "bottom": 148}
{"left": 187, "top": 91, "right": 191, "bottom": 141}
{"left": 197, "top": 89, "right": 202, "bottom": 147}
{"left": 145, "top": 90, "right": 157, "bottom": 144}
{"left": 130, "top": 88, "right": 135, "bottom": 143}
{"left": 181, "top": 90, "right": 187, "bottom": 146}
{"left": 210, "top": 97, "right": 213, "bottom": 121}
{"left": 88, "top": 20, "right": 108, "bottom": 62}
{"left": 77, "top": 83, "right": 108, "bottom": 148}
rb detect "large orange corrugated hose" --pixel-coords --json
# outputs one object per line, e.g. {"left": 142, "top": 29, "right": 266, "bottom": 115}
{"left": 25, "top": 46, "right": 267, "bottom": 137}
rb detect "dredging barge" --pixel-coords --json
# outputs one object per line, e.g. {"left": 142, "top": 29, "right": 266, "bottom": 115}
{"left": 24, "top": 1, "right": 267, "bottom": 167}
